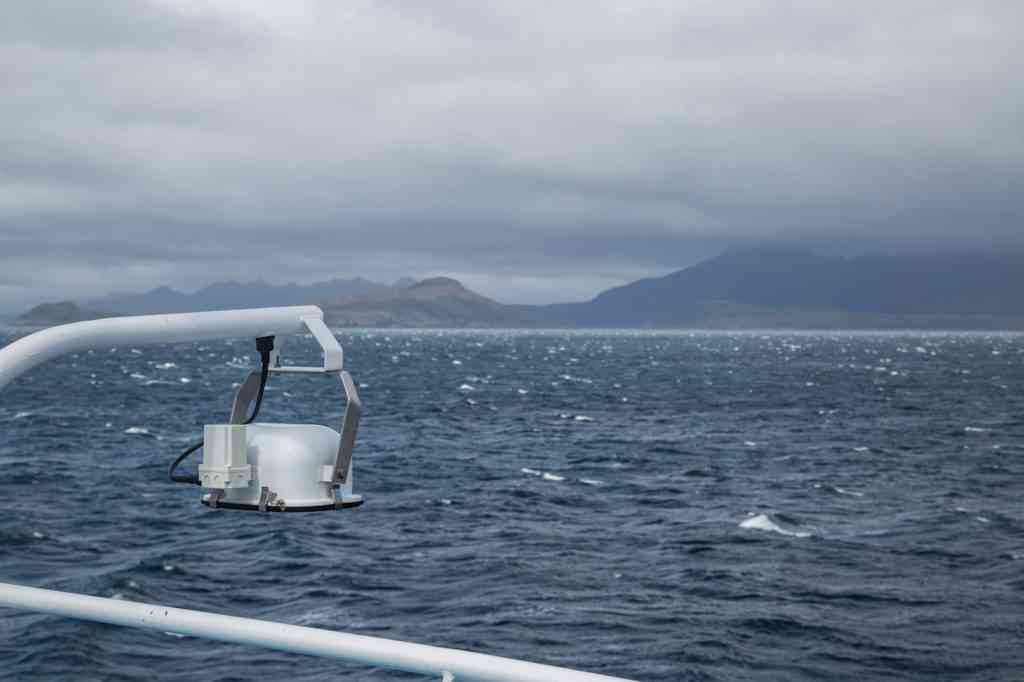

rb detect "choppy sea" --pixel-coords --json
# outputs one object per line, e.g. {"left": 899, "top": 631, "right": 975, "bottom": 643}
{"left": 1, "top": 328, "right": 1023, "bottom": 681}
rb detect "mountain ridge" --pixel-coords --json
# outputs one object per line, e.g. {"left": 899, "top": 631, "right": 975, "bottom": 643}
{"left": 12, "top": 248, "right": 1024, "bottom": 329}
{"left": 87, "top": 277, "right": 403, "bottom": 315}
{"left": 527, "top": 247, "right": 1024, "bottom": 328}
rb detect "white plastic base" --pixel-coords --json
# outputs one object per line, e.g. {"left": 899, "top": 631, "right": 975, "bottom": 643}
{"left": 198, "top": 424, "right": 252, "bottom": 489}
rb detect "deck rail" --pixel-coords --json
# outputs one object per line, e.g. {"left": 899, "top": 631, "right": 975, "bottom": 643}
{"left": 0, "top": 582, "right": 637, "bottom": 681}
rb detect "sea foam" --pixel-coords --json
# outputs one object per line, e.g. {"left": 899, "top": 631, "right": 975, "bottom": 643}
{"left": 739, "top": 513, "right": 811, "bottom": 538}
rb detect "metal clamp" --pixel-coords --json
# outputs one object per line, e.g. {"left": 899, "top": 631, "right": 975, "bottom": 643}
{"left": 258, "top": 486, "right": 280, "bottom": 512}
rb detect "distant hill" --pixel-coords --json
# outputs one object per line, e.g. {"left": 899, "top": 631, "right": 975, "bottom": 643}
{"left": 17, "top": 301, "right": 109, "bottom": 325}
{"left": 527, "top": 248, "right": 1024, "bottom": 329}
{"left": 322, "top": 277, "right": 536, "bottom": 328}
{"left": 88, "top": 277, "right": 396, "bottom": 315}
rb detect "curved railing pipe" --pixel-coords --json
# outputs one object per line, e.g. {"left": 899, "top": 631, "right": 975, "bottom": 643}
{"left": 0, "top": 306, "right": 335, "bottom": 390}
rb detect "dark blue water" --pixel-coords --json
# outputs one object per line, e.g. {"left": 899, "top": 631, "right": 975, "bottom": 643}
{"left": 1, "top": 329, "right": 1023, "bottom": 681}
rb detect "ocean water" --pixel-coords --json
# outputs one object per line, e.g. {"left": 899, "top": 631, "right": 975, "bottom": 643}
{"left": 1, "top": 328, "right": 1023, "bottom": 681}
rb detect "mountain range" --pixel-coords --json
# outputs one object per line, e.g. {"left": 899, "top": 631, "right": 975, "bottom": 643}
{"left": 14, "top": 248, "right": 1024, "bottom": 329}
{"left": 87, "top": 277, "right": 410, "bottom": 315}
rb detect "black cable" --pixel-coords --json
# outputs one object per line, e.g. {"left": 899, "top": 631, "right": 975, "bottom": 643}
{"left": 169, "top": 336, "right": 275, "bottom": 486}
{"left": 168, "top": 440, "right": 204, "bottom": 485}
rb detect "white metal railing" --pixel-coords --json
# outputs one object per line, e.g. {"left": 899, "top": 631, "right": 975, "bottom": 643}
{"left": 0, "top": 309, "right": 639, "bottom": 681}
{"left": 0, "top": 306, "right": 340, "bottom": 390}
{"left": 0, "top": 583, "right": 635, "bottom": 682}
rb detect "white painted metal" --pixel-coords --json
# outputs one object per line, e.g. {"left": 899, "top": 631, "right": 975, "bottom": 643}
{"left": 0, "top": 583, "right": 638, "bottom": 682}
{"left": 0, "top": 306, "right": 326, "bottom": 390}
{"left": 300, "top": 315, "right": 343, "bottom": 372}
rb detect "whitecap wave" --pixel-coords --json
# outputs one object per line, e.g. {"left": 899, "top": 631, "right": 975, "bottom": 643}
{"left": 739, "top": 513, "right": 810, "bottom": 538}
{"left": 834, "top": 486, "right": 864, "bottom": 497}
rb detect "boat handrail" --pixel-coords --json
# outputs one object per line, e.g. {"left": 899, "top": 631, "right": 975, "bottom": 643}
{"left": 0, "top": 582, "right": 636, "bottom": 681}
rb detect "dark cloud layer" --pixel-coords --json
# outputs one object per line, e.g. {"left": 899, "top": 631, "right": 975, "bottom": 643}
{"left": 1, "top": 0, "right": 1021, "bottom": 311}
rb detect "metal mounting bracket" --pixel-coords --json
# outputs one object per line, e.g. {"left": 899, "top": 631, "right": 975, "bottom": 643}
{"left": 269, "top": 316, "right": 343, "bottom": 374}
{"left": 332, "top": 371, "right": 361, "bottom": 485}
{"left": 226, "top": 367, "right": 361, "bottom": 486}
{"left": 229, "top": 371, "right": 263, "bottom": 424}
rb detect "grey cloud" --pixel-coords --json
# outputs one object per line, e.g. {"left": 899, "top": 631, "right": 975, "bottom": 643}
{"left": 1, "top": 0, "right": 1022, "bottom": 312}
{"left": 1, "top": 0, "right": 264, "bottom": 52}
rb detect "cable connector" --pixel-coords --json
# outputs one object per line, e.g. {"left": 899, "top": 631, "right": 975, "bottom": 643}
{"left": 255, "top": 335, "right": 275, "bottom": 368}
{"left": 255, "top": 335, "right": 275, "bottom": 355}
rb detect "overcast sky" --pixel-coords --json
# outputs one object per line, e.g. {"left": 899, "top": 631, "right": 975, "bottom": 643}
{"left": 1, "top": 0, "right": 1021, "bottom": 312}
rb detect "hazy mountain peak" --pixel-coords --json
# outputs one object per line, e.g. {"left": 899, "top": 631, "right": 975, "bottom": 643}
{"left": 409, "top": 276, "right": 464, "bottom": 290}
{"left": 404, "top": 277, "right": 496, "bottom": 304}
{"left": 320, "top": 276, "right": 526, "bottom": 327}
{"left": 17, "top": 301, "right": 109, "bottom": 324}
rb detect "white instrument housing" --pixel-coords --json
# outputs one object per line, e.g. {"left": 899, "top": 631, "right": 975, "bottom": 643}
{"left": 201, "top": 424, "right": 362, "bottom": 511}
